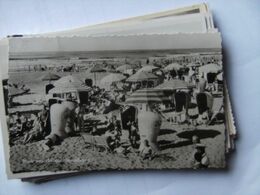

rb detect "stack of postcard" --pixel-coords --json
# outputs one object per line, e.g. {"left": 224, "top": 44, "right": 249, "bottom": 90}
{"left": 0, "top": 3, "right": 236, "bottom": 183}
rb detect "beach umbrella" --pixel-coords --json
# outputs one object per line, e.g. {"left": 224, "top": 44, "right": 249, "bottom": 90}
{"left": 116, "top": 64, "right": 134, "bottom": 72}
{"left": 53, "top": 75, "right": 89, "bottom": 93}
{"left": 100, "top": 73, "right": 126, "bottom": 84}
{"left": 89, "top": 65, "right": 107, "bottom": 84}
{"left": 8, "top": 87, "right": 29, "bottom": 97}
{"left": 49, "top": 82, "right": 91, "bottom": 94}
{"left": 41, "top": 73, "right": 60, "bottom": 81}
{"left": 186, "top": 63, "right": 200, "bottom": 67}
{"left": 136, "top": 65, "right": 159, "bottom": 73}
{"left": 50, "top": 76, "right": 91, "bottom": 93}
{"left": 122, "top": 68, "right": 135, "bottom": 75}
{"left": 116, "top": 64, "right": 132, "bottom": 71}
{"left": 104, "top": 64, "right": 118, "bottom": 73}
{"left": 54, "top": 75, "right": 84, "bottom": 87}
{"left": 89, "top": 65, "right": 106, "bottom": 73}
{"left": 155, "top": 79, "right": 194, "bottom": 91}
{"left": 100, "top": 73, "right": 126, "bottom": 90}
{"left": 164, "top": 63, "right": 182, "bottom": 71}
{"left": 126, "top": 88, "right": 170, "bottom": 104}
{"left": 199, "top": 63, "right": 222, "bottom": 74}
{"left": 105, "top": 67, "right": 118, "bottom": 73}
{"left": 126, "top": 71, "right": 158, "bottom": 82}
{"left": 217, "top": 72, "right": 223, "bottom": 81}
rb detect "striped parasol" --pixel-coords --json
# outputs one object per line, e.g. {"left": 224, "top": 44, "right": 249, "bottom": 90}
{"left": 126, "top": 88, "right": 170, "bottom": 104}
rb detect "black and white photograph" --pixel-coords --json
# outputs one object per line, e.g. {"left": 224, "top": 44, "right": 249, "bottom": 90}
{"left": 2, "top": 35, "right": 226, "bottom": 174}
{"left": 3, "top": 0, "right": 260, "bottom": 194}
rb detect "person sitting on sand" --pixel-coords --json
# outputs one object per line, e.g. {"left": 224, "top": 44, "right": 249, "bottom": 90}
{"left": 23, "top": 116, "right": 44, "bottom": 144}
{"left": 117, "top": 92, "right": 126, "bottom": 102}
{"left": 196, "top": 93, "right": 211, "bottom": 125}
{"left": 105, "top": 116, "right": 122, "bottom": 152}
{"left": 20, "top": 115, "right": 30, "bottom": 135}
{"left": 14, "top": 117, "right": 23, "bottom": 136}
{"left": 192, "top": 143, "right": 209, "bottom": 168}
{"left": 139, "top": 139, "right": 154, "bottom": 160}
{"left": 107, "top": 116, "right": 122, "bottom": 137}
{"left": 106, "top": 130, "right": 120, "bottom": 152}
{"left": 96, "top": 101, "right": 105, "bottom": 114}
{"left": 102, "top": 100, "right": 120, "bottom": 115}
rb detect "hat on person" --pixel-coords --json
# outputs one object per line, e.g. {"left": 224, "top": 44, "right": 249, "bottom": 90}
{"left": 195, "top": 143, "right": 206, "bottom": 148}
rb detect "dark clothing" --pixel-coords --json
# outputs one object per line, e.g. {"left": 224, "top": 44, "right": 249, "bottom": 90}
{"left": 207, "top": 73, "right": 217, "bottom": 84}
{"left": 175, "top": 92, "right": 188, "bottom": 112}
{"left": 196, "top": 93, "right": 208, "bottom": 114}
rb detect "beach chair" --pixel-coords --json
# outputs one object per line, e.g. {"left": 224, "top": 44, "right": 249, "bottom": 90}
{"left": 93, "top": 136, "right": 110, "bottom": 152}
{"left": 81, "top": 133, "right": 110, "bottom": 152}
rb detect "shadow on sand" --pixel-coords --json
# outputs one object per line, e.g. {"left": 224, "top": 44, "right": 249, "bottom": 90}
{"left": 159, "top": 129, "right": 176, "bottom": 136}
{"left": 177, "top": 129, "right": 221, "bottom": 139}
{"left": 159, "top": 129, "right": 221, "bottom": 151}
{"left": 159, "top": 139, "right": 193, "bottom": 150}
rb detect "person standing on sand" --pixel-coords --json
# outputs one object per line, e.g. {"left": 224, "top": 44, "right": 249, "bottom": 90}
{"left": 128, "top": 121, "right": 139, "bottom": 148}
{"left": 194, "top": 73, "right": 206, "bottom": 93}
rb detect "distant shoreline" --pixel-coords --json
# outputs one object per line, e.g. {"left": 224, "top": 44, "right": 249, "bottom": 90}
{"left": 9, "top": 48, "right": 221, "bottom": 60}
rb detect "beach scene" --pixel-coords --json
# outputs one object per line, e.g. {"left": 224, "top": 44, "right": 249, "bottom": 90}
{"left": 3, "top": 49, "right": 226, "bottom": 173}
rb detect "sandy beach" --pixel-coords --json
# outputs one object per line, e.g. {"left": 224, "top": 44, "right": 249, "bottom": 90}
{"left": 9, "top": 120, "right": 225, "bottom": 173}
{"left": 5, "top": 50, "right": 225, "bottom": 174}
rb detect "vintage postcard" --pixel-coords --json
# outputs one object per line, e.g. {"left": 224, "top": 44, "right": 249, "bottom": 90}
{"left": 0, "top": 33, "right": 227, "bottom": 179}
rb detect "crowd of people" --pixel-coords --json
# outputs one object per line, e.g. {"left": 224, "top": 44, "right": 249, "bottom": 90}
{"left": 7, "top": 105, "right": 49, "bottom": 146}
{"left": 6, "top": 56, "right": 223, "bottom": 164}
